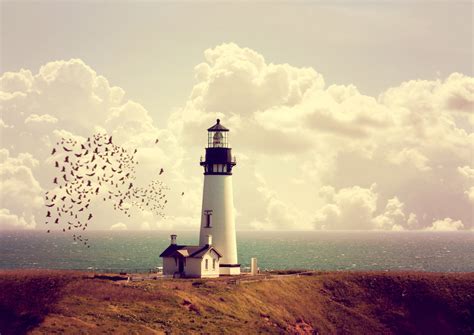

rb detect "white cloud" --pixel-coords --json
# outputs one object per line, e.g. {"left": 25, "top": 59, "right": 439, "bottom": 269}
{"left": 0, "top": 149, "right": 43, "bottom": 230}
{"left": 0, "top": 208, "right": 36, "bottom": 230}
{"left": 314, "top": 184, "right": 378, "bottom": 230}
{"left": 25, "top": 114, "right": 58, "bottom": 125}
{"left": 0, "top": 118, "right": 13, "bottom": 129}
{"left": 314, "top": 185, "right": 417, "bottom": 231}
{"left": 373, "top": 197, "right": 417, "bottom": 231}
{"left": 458, "top": 166, "right": 474, "bottom": 179}
{"left": 0, "top": 69, "right": 34, "bottom": 93}
{"left": 249, "top": 174, "right": 308, "bottom": 230}
{"left": 1, "top": 44, "right": 473, "bottom": 232}
{"left": 425, "top": 218, "right": 464, "bottom": 231}
{"left": 465, "top": 187, "right": 474, "bottom": 203}
{"left": 387, "top": 148, "right": 431, "bottom": 171}
{"left": 0, "top": 59, "right": 185, "bottom": 231}
{"left": 110, "top": 222, "right": 127, "bottom": 230}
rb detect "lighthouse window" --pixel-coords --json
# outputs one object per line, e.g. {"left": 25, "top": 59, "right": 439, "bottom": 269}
{"left": 205, "top": 259, "right": 209, "bottom": 270}
{"left": 212, "top": 132, "right": 223, "bottom": 147}
{"left": 204, "top": 210, "right": 212, "bottom": 227}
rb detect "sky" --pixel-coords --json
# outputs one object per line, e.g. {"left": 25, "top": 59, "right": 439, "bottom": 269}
{"left": 0, "top": 1, "right": 473, "bottom": 232}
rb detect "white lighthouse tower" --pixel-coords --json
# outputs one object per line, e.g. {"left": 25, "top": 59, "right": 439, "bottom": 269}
{"left": 199, "top": 119, "right": 240, "bottom": 275}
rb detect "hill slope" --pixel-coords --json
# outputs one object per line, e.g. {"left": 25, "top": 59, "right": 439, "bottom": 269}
{"left": 1, "top": 270, "right": 473, "bottom": 334}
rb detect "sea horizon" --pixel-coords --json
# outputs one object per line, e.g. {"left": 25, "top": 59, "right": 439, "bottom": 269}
{"left": 2, "top": 230, "right": 473, "bottom": 273}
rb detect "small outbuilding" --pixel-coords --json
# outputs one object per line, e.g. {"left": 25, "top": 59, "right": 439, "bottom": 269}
{"left": 160, "top": 234, "right": 222, "bottom": 278}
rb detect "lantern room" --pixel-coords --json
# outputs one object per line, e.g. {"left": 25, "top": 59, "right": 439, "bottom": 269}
{"left": 207, "top": 119, "right": 229, "bottom": 148}
{"left": 200, "top": 119, "right": 236, "bottom": 175}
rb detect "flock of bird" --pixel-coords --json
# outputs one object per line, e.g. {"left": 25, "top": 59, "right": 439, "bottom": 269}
{"left": 44, "top": 133, "right": 176, "bottom": 247}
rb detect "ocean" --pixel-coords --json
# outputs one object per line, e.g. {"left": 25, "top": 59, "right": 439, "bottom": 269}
{"left": 1, "top": 231, "right": 473, "bottom": 273}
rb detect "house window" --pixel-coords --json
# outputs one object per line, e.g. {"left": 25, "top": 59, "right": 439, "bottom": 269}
{"left": 205, "top": 259, "right": 209, "bottom": 270}
{"left": 213, "top": 259, "right": 216, "bottom": 270}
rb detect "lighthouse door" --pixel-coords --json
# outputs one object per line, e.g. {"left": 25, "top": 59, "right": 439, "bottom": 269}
{"left": 178, "top": 258, "right": 184, "bottom": 273}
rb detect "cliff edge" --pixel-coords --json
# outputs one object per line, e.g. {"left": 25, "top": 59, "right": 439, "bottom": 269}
{"left": 1, "top": 270, "right": 473, "bottom": 334}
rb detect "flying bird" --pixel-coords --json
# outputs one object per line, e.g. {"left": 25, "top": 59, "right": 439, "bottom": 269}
{"left": 45, "top": 132, "right": 169, "bottom": 247}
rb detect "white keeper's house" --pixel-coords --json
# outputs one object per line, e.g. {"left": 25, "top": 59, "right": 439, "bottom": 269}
{"left": 160, "top": 119, "right": 240, "bottom": 278}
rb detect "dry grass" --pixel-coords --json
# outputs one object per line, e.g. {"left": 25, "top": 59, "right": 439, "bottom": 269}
{"left": 0, "top": 270, "right": 473, "bottom": 334}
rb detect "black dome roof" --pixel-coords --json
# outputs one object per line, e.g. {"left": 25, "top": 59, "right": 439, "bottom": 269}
{"left": 207, "top": 119, "right": 229, "bottom": 132}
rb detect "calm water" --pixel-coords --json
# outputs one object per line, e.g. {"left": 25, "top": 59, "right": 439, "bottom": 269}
{"left": 1, "top": 231, "right": 473, "bottom": 272}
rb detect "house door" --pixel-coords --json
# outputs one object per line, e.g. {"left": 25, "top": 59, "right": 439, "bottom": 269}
{"left": 178, "top": 258, "right": 184, "bottom": 273}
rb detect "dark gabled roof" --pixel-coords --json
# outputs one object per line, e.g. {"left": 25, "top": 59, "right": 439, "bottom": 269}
{"left": 207, "top": 119, "right": 229, "bottom": 132}
{"left": 160, "top": 244, "right": 223, "bottom": 258}
{"left": 191, "top": 246, "right": 223, "bottom": 258}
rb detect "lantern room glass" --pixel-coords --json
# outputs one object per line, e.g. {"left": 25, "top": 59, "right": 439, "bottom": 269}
{"left": 208, "top": 131, "right": 229, "bottom": 148}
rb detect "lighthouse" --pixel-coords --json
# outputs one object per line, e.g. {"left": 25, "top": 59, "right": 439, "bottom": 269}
{"left": 199, "top": 119, "right": 240, "bottom": 275}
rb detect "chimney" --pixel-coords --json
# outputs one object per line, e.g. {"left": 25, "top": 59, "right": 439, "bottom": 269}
{"left": 206, "top": 234, "right": 212, "bottom": 246}
{"left": 170, "top": 234, "right": 177, "bottom": 245}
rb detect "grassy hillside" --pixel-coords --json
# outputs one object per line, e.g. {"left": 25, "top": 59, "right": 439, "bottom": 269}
{"left": 0, "top": 270, "right": 473, "bottom": 334}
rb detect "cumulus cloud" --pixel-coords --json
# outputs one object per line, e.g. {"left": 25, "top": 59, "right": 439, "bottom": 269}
{"left": 110, "top": 222, "right": 127, "bottom": 230}
{"left": 0, "top": 58, "right": 187, "bottom": 231}
{"left": 387, "top": 148, "right": 431, "bottom": 171}
{"left": 465, "top": 187, "right": 474, "bottom": 203}
{"left": 373, "top": 197, "right": 418, "bottom": 231}
{"left": 425, "top": 218, "right": 464, "bottom": 231}
{"left": 314, "top": 184, "right": 378, "bottom": 230}
{"left": 24, "top": 114, "right": 58, "bottom": 125}
{"left": 1, "top": 44, "right": 473, "bottom": 231}
{"left": 0, "top": 148, "right": 42, "bottom": 231}
{"left": 172, "top": 43, "right": 473, "bottom": 230}
{"left": 0, "top": 149, "right": 43, "bottom": 230}
{"left": 249, "top": 173, "right": 309, "bottom": 230}
{"left": 0, "top": 118, "right": 13, "bottom": 129}
{"left": 314, "top": 185, "right": 418, "bottom": 231}
{"left": 0, "top": 209, "right": 36, "bottom": 230}
{"left": 458, "top": 166, "right": 474, "bottom": 179}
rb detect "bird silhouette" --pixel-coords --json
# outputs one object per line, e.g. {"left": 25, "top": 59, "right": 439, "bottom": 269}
{"left": 45, "top": 132, "right": 170, "bottom": 247}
